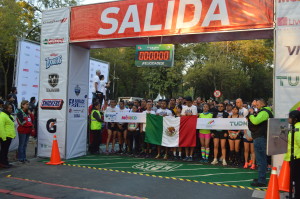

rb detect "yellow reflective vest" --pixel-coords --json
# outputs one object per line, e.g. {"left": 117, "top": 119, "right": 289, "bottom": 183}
{"left": 90, "top": 110, "right": 102, "bottom": 130}
{"left": 0, "top": 112, "right": 16, "bottom": 141}
{"left": 284, "top": 122, "right": 300, "bottom": 161}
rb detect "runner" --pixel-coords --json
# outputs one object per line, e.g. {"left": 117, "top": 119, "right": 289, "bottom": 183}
{"left": 173, "top": 104, "right": 183, "bottom": 160}
{"left": 142, "top": 102, "right": 156, "bottom": 158}
{"left": 181, "top": 96, "right": 198, "bottom": 162}
{"left": 228, "top": 106, "right": 242, "bottom": 166}
{"left": 155, "top": 99, "right": 173, "bottom": 159}
{"left": 117, "top": 100, "right": 129, "bottom": 154}
{"left": 243, "top": 128, "right": 256, "bottom": 169}
{"left": 127, "top": 105, "right": 140, "bottom": 156}
{"left": 199, "top": 103, "right": 213, "bottom": 163}
{"left": 236, "top": 98, "right": 249, "bottom": 118}
{"left": 104, "top": 100, "right": 119, "bottom": 154}
{"left": 211, "top": 103, "right": 229, "bottom": 166}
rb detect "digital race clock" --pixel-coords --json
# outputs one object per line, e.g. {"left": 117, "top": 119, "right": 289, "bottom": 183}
{"left": 135, "top": 44, "right": 174, "bottom": 67}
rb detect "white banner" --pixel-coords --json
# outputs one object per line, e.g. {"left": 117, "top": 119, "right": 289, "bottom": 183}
{"left": 88, "top": 59, "right": 110, "bottom": 105}
{"left": 66, "top": 45, "right": 89, "bottom": 159}
{"left": 16, "top": 40, "right": 40, "bottom": 104}
{"left": 38, "top": 7, "right": 70, "bottom": 158}
{"left": 104, "top": 112, "right": 248, "bottom": 130}
{"left": 275, "top": 0, "right": 300, "bottom": 118}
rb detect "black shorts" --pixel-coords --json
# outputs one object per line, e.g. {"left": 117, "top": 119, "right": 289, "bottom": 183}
{"left": 117, "top": 123, "right": 128, "bottom": 132}
{"left": 107, "top": 122, "right": 117, "bottom": 131}
{"left": 213, "top": 131, "right": 228, "bottom": 139}
{"left": 243, "top": 138, "right": 253, "bottom": 143}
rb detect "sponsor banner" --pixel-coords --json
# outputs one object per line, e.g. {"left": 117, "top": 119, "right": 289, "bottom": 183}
{"left": 275, "top": 0, "right": 300, "bottom": 118}
{"left": 104, "top": 112, "right": 248, "bottom": 130}
{"left": 16, "top": 40, "right": 40, "bottom": 104}
{"left": 38, "top": 7, "right": 70, "bottom": 158}
{"left": 196, "top": 118, "right": 248, "bottom": 130}
{"left": 70, "top": 0, "right": 274, "bottom": 42}
{"left": 88, "top": 59, "right": 110, "bottom": 105}
{"left": 68, "top": 84, "right": 87, "bottom": 119}
{"left": 277, "top": 0, "right": 300, "bottom": 27}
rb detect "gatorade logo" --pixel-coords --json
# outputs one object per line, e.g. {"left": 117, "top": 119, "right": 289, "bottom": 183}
{"left": 46, "top": 118, "right": 57, "bottom": 133}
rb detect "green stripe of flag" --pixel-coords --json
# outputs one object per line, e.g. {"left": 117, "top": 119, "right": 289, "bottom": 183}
{"left": 145, "top": 114, "right": 163, "bottom": 145}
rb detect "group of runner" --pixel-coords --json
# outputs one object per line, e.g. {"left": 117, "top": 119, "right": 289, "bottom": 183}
{"left": 90, "top": 96, "right": 265, "bottom": 169}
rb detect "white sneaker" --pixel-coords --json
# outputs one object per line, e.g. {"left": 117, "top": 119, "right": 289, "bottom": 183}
{"left": 211, "top": 158, "right": 218, "bottom": 165}
{"left": 222, "top": 159, "right": 227, "bottom": 166}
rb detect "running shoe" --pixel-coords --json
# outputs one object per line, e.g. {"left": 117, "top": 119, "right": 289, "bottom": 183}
{"left": 243, "top": 162, "right": 248, "bottom": 169}
{"left": 199, "top": 159, "right": 204, "bottom": 163}
{"left": 183, "top": 157, "right": 189, "bottom": 161}
{"left": 248, "top": 159, "right": 253, "bottom": 166}
{"left": 204, "top": 159, "right": 209, "bottom": 163}
{"left": 211, "top": 158, "right": 218, "bottom": 165}
{"left": 250, "top": 181, "right": 266, "bottom": 187}
{"left": 250, "top": 164, "right": 256, "bottom": 170}
{"left": 163, "top": 154, "right": 168, "bottom": 160}
{"left": 111, "top": 149, "right": 115, "bottom": 154}
{"left": 187, "top": 157, "right": 193, "bottom": 162}
{"left": 155, "top": 154, "right": 161, "bottom": 159}
{"left": 222, "top": 159, "right": 227, "bottom": 166}
{"left": 104, "top": 150, "right": 109, "bottom": 155}
{"left": 173, "top": 156, "right": 178, "bottom": 160}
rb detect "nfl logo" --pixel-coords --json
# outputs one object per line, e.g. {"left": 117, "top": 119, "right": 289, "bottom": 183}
{"left": 48, "top": 73, "right": 59, "bottom": 88}
{"left": 75, "top": 85, "right": 81, "bottom": 96}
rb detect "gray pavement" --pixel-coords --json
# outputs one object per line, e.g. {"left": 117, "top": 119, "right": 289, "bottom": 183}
{"left": 0, "top": 158, "right": 260, "bottom": 199}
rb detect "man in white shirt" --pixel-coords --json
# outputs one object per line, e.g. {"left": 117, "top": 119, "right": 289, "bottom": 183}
{"left": 156, "top": 99, "right": 173, "bottom": 159}
{"left": 117, "top": 100, "right": 129, "bottom": 153}
{"left": 181, "top": 96, "right": 198, "bottom": 162}
{"left": 142, "top": 102, "right": 156, "bottom": 157}
{"left": 236, "top": 98, "right": 249, "bottom": 118}
{"left": 92, "top": 70, "right": 101, "bottom": 100}
{"left": 99, "top": 75, "right": 110, "bottom": 108}
{"left": 156, "top": 100, "right": 173, "bottom": 117}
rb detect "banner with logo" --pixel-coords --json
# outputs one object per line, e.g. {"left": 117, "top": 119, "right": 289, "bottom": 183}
{"left": 88, "top": 59, "right": 110, "bottom": 105}
{"left": 15, "top": 40, "right": 40, "bottom": 104}
{"left": 66, "top": 45, "right": 90, "bottom": 159}
{"left": 104, "top": 112, "right": 248, "bottom": 130}
{"left": 275, "top": 0, "right": 300, "bottom": 118}
{"left": 38, "top": 8, "right": 70, "bottom": 158}
{"left": 70, "top": 0, "right": 273, "bottom": 42}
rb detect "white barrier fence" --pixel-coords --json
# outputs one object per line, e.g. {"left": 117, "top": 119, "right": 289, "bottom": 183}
{"left": 104, "top": 112, "right": 248, "bottom": 130}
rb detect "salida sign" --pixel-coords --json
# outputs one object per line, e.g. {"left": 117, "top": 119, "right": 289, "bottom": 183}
{"left": 71, "top": 0, "right": 273, "bottom": 42}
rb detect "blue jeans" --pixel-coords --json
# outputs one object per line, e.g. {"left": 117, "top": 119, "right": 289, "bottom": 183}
{"left": 253, "top": 137, "right": 267, "bottom": 184}
{"left": 18, "top": 133, "right": 30, "bottom": 161}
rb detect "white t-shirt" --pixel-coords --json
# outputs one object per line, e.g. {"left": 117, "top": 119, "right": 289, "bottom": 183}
{"left": 105, "top": 106, "right": 120, "bottom": 113}
{"left": 156, "top": 108, "right": 173, "bottom": 116}
{"left": 181, "top": 105, "right": 197, "bottom": 116}
{"left": 99, "top": 80, "right": 106, "bottom": 94}
{"left": 92, "top": 75, "right": 100, "bottom": 93}
{"left": 239, "top": 107, "right": 249, "bottom": 118}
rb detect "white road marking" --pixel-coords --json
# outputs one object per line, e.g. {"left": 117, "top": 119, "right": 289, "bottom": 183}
{"left": 173, "top": 171, "right": 256, "bottom": 178}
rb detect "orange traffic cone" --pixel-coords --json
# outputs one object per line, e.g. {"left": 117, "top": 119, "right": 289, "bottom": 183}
{"left": 46, "top": 135, "right": 64, "bottom": 165}
{"left": 265, "top": 167, "right": 280, "bottom": 199}
{"left": 278, "top": 160, "right": 290, "bottom": 192}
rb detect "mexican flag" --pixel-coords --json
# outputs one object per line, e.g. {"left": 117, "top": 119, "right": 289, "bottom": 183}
{"left": 145, "top": 114, "right": 197, "bottom": 147}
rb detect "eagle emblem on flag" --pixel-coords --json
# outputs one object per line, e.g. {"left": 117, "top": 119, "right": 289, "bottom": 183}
{"left": 165, "top": 127, "right": 177, "bottom": 137}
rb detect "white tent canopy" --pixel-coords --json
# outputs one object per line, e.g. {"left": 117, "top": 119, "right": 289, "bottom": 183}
{"left": 154, "top": 93, "right": 166, "bottom": 102}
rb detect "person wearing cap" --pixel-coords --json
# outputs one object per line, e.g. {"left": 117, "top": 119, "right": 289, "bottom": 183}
{"left": 0, "top": 103, "right": 16, "bottom": 168}
{"left": 248, "top": 98, "right": 273, "bottom": 187}
{"left": 284, "top": 110, "right": 300, "bottom": 198}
